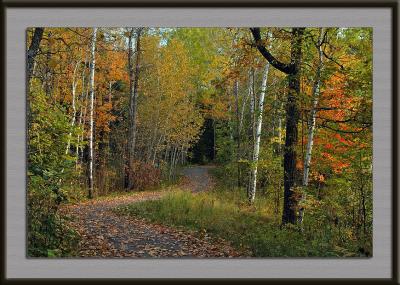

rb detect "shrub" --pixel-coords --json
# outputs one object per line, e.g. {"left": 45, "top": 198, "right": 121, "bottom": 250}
{"left": 129, "top": 160, "right": 161, "bottom": 190}
{"left": 27, "top": 81, "right": 81, "bottom": 257}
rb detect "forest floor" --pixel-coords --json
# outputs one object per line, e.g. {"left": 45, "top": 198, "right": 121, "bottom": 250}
{"left": 64, "top": 165, "right": 244, "bottom": 258}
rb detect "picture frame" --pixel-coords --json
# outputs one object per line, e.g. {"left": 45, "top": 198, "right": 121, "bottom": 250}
{"left": 2, "top": 0, "right": 398, "bottom": 283}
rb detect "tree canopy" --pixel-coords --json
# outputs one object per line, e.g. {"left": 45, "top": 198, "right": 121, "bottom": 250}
{"left": 27, "top": 27, "right": 372, "bottom": 258}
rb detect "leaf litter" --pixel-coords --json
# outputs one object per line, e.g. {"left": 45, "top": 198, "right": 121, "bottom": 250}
{"left": 61, "top": 166, "right": 249, "bottom": 258}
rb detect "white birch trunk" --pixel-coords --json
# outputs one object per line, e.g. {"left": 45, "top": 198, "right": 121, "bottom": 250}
{"left": 76, "top": 58, "right": 86, "bottom": 163}
{"left": 299, "top": 28, "right": 325, "bottom": 224}
{"left": 152, "top": 136, "right": 161, "bottom": 165}
{"left": 239, "top": 69, "right": 253, "bottom": 135}
{"left": 247, "top": 68, "right": 256, "bottom": 198}
{"left": 79, "top": 55, "right": 89, "bottom": 154}
{"left": 248, "top": 62, "right": 270, "bottom": 203}
{"left": 66, "top": 61, "right": 79, "bottom": 155}
{"left": 233, "top": 81, "right": 241, "bottom": 187}
{"left": 88, "top": 28, "right": 97, "bottom": 199}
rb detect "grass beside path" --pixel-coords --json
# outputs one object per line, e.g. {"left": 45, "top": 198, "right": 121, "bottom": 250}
{"left": 114, "top": 187, "right": 361, "bottom": 257}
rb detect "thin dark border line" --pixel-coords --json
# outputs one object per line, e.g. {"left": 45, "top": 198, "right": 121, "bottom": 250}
{"left": 1, "top": 1, "right": 399, "bottom": 8}
{"left": 1, "top": 2, "right": 398, "bottom": 284}
{"left": 391, "top": 2, "right": 398, "bottom": 283}
{"left": 1, "top": 0, "right": 5, "bottom": 284}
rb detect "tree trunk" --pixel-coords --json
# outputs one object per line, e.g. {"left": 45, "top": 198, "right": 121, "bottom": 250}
{"left": 213, "top": 119, "right": 216, "bottom": 160}
{"left": 66, "top": 62, "right": 79, "bottom": 155}
{"left": 282, "top": 28, "right": 304, "bottom": 224}
{"left": 58, "top": 61, "right": 80, "bottom": 183}
{"left": 126, "top": 28, "right": 142, "bottom": 190}
{"left": 277, "top": 100, "right": 283, "bottom": 154}
{"left": 233, "top": 81, "right": 241, "bottom": 187}
{"left": 88, "top": 28, "right": 97, "bottom": 199}
{"left": 27, "top": 28, "right": 44, "bottom": 83}
{"left": 239, "top": 69, "right": 252, "bottom": 135}
{"left": 247, "top": 68, "right": 256, "bottom": 198}
{"left": 299, "top": 28, "right": 325, "bottom": 224}
{"left": 27, "top": 28, "right": 44, "bottom": 160}
{"left": 44, "top": 32, "right": 53, "bottom": 98}
{"left": 248, "top": 62, "right": 270, "bottom": 203}
{"left": 76, "top": 56, "right": 88, "bottom": 166}
{"left": 250, "top": 27, "right": 304, "bottom": 224}
{"left": 80, "top": 68, "right": 90, "bottom": 163}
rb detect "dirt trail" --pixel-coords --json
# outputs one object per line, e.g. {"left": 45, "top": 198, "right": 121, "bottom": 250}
{"left": 64, "top": 165, "right": 243, "bottom": 258}
{"left": 180, "top": 165, "right": 215, "bottom": 192}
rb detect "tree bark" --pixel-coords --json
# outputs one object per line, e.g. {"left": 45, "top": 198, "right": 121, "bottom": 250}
{"left": 239, "top": 70, "right": 252, "bottom": 135}
{"left": 248, "top": 62, "right": 270, "bottom": 203}
{"left": 88, "top": 28, "right": 97, "bottom": 199}
{"left": 27, "top": 28, "right": 44, "bottom": 160}
{"left": 247, "top": 69, "right": 256, "bottom": 198}
{"left": 250, "top": 27, "right": 304, "bottom": 224}
{"left": 276, "top": 99, "right": 283, "bottom": 155}
{"left": 233, "top": 80, "right": 241, "bottom": 187}
{"left": 76, "top": 56, "right": 88, "bottom": 165}
{"left": 299, "top": 28, "right": 325, "bottom": 224}
{"left": 66, "top": 61, "right": 79, "bottom": 155}
{"left": 282, "top": 28, "right": 304, "bottom": 225}
{"left": 27, "top": 28, "right": 44, "bottom": 83}
{"left": 44, "top": 32, "right": 53, "bottom": 98}
{"left": 126, "top": 28, "right": 142, "bottom": 190}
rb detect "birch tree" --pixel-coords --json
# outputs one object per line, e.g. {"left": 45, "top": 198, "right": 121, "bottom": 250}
{"left": 233, "top": 80, "right": 241, "bottom": 187}
{"left": 76, "top": 55, "right": 88, "bottom": 164}
{"left": 88, "top": 28, "right": 97, "bottom": 199}
{"left": 251, "top": 27, "right": 305, "bottom": 224}
{"left": 65, "top": 61, "right": 80, "bottom": 155}
{"left": 298, "top": 28, "right": 325, "bottom": 224}
{"left": 248, "top": 61, "right": 270, "bottom": 203}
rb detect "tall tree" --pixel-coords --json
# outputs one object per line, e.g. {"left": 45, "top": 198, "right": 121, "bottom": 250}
{"left": 248, "top": 62, "right": 270, "bottom": 203}
{"left": 27, "top": 27, "right": 45, "bottom": 156}
{"left": 65, "top": 61, "right": 80, "bottom": 155}
{"left": 88, "top": 27, "right": 97, "bottom": 199}
{"left": 233, "top": 80, "right": 241, "bottom": 187}
{"left": 251, "top": 27, "right": 305, "bottom": 224}
{"left": 27, "top": 28, "right": 44, "bottom": 83}
{"left": 299, "top": 28, "right": 325, "bottom": 224}
{"left": 125, "top": 28, "right": 143, "bottom": 190}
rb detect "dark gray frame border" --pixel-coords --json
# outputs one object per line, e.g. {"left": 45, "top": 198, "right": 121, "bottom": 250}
{"left": 1, "top": 1, "right": 398, "bottom": 284}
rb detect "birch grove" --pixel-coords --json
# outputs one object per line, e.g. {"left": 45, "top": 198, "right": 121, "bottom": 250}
{"left": 27, "top": 27, "right": 372, "bottom": 257}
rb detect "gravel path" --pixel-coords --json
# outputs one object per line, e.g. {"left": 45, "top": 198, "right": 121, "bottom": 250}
{"left": 63, "top": 165, "right": 243, "bottom": 258}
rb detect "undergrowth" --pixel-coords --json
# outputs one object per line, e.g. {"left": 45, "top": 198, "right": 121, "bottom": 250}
{"left": 115, "top": 187, "right": 368, "bottom": 257}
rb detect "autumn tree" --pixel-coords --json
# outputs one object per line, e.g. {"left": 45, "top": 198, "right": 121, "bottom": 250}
{"left": 125, "top": 28, "right": 143, "bottom": 190}
{"left": 251, "top": 27, "right": 305, "bottom": 224}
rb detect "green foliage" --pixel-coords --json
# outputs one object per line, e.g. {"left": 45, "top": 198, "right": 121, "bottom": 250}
{"left": 255, "top": 143, "right": 283, "bottom": 193}
{"left": 26, "top": 27, "right": 373, "bottom": 258}
{"left": 28, "top": 80, "right": 81, "bottom": 257}
{"left": 115, "top": 185, "right": 368, "bottom": 257}
{"left": 214, "top": 121, "right": 234, "bottom": 164}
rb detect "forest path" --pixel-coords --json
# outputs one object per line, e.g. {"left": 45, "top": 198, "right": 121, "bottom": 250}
{"left": 179, "top": 164, "right": 216, "bottom": 193}
{"left": 63, "top": 165, "right": 242, "bottom": 258}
